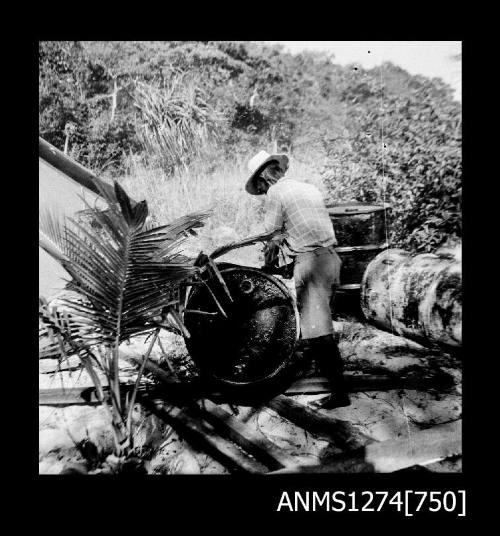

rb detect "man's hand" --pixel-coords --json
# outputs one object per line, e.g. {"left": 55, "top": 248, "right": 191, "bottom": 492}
{"left": 263, "top": 241, "right": 280, "bottom": 269}
{"left": 263, "top": 231, "right": 287, "bottom": 271}
{"left": 260, "top": 260, "right": 295, "bottom": 278}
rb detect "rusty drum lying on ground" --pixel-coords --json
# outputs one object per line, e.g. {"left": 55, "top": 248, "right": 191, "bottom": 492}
{"left": 360, "top": 248, "right": 462, "bottom": 351}
{"left": 327, "top": 203, "right": 391, "bottom": 317}
{"left": 183, "top": 265, "right": 300, "bottom": 397}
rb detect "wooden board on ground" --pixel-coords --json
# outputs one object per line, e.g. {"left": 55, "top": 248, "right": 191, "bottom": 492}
{"left": 143, "top": 398, "right": 267, "bottom": 474}
{"left": 285, "top": 372, "right": 452, "bottom": 395}
{"left": 268, "top": 419, "right": 462, "bottom": 474}
{"left": 266, "top": 395, "right": 371, "bottom": 450}
{"left": 39, "top": 384, "right": 140, "bottom": 406}
{"left": 39, "top": 387, "right": 102, "bottom": 406}
{"left": 198, "top": 399, "right": 297, "bottom": 471}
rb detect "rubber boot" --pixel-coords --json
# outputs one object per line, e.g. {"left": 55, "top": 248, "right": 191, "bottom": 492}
{"left": 294, "top": 338, "right": 316, "bottom": 377}
{"left": 309, "top": 334, "right": 350, "bottom": 409}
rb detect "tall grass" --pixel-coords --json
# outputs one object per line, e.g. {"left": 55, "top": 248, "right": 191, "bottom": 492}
{"left": 134, "top": 73, "right": 221, "bottom": 174}
{"left": 119, "top": 150, "right": 327, "bottom": 266}
{"left": 122, "top": 70, "right": 328, "bottom": 264}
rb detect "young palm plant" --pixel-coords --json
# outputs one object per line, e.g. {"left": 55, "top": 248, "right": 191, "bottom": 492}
{"left": 39, "top": 179, "right": 210, "bottom": 462}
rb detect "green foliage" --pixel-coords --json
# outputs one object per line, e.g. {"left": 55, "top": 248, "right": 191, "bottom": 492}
{"left": 39, "top": 42, "right": 461, "bottom": 252}
{"left": 134, "top": 72, "right": 221, "bottom": 173}
{"left": 321, "top": 63, "right": 461, "bottom": 251}
{"left": 39, "top": 41, "right": 90, "bottom": 149}
{"left": 39, "top": 41, "right": 143, "bottom": 175}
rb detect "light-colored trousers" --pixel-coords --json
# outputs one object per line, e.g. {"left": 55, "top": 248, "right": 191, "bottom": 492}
{"left": 293, "top": 246, "right": 341, "bottom": 339}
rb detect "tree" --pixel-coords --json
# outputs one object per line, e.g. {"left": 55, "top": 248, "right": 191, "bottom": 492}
{"left": 39, "top": 41, "right": 90, "bottom": 151}
{"left": 81, "top": 41, "right": 167, "bottom": 124}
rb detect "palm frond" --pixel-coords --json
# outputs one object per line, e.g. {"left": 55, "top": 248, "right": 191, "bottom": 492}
{"left": 39, "top": 182, "right": 210, "bottom": 349}
{"left": 39, "top": 296, "right": 99, "bottom": 362}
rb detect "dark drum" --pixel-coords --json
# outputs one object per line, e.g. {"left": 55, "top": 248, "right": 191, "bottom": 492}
{"left": 327, "top": 202, "right": 389, "bottom": 247}
{"left": 183, "top": 266, "right": 299, "bottom": 397}
{"left": 327, "top": 203, "right": 391, "bottom": 317}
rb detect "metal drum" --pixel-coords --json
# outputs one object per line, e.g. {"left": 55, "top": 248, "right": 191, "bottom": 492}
{"left": 360, "top": 248, "right": 462, "bottom": 352}
{"left": 327, "top": 203, "right": 391, "bottom": 316}
{"left": 328, "top": 202, "right": 390, "bottom": 247}
{"left": 183, "top": 265, "right": 299, "bottom": 396}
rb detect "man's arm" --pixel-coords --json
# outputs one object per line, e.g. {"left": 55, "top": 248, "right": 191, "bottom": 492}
{"left": 264, "top": 188, "right": 284, "bottom": 234}
{"left": 262, "top": 189, "right": 285, "bottom": 270}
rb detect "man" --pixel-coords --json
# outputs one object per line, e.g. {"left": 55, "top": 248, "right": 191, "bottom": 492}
{"left": 245, "top": 150, "right": 350, "bottom": 409}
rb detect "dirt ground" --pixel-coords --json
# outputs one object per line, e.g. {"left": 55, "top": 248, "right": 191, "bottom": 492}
{"left": 39, "top": 313, "right": 461, "bottom": 474}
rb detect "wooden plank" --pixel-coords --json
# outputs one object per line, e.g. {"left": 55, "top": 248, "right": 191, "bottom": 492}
{"left": 39, "top": 384, "right": 140, "bottom": 406}
{"left": 285, "top": 378, "right": 332, "bottom": 395}
{"left": 285, "top": 373, "right": 447, "bottom": 395}
{"left": 144, "top": 398, "right": 267, "bottom": 474}
{"left": 198, "top": 399, "right": 297, "bottom": 471}
{"left": 365, "top": 419, "right": 462, "bottom": 472}
{"left": 266, "top": 395, "right": 371, "bottom": 450}
{"left": 268, "top": 420, "right": 462, "bottom": 474}
{"left": 39, "top": 387, "right": 102, "bottom": 406}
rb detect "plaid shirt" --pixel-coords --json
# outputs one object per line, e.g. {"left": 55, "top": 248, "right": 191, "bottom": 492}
{"left": 264, "top": 178, "right": 337, "bottom": 254}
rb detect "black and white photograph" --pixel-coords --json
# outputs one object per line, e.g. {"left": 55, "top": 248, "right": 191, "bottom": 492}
{"left": 38, "top": 41, "right": 462, "bottom": 498}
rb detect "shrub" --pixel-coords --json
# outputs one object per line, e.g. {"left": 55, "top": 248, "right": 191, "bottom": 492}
{"left": 321, "top": 63, "right": 461, "bottom": 252}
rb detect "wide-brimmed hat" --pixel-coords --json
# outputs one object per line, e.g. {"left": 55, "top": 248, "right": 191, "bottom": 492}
{"left": 245, "top": 150, "right": 289, "bottom": 195}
